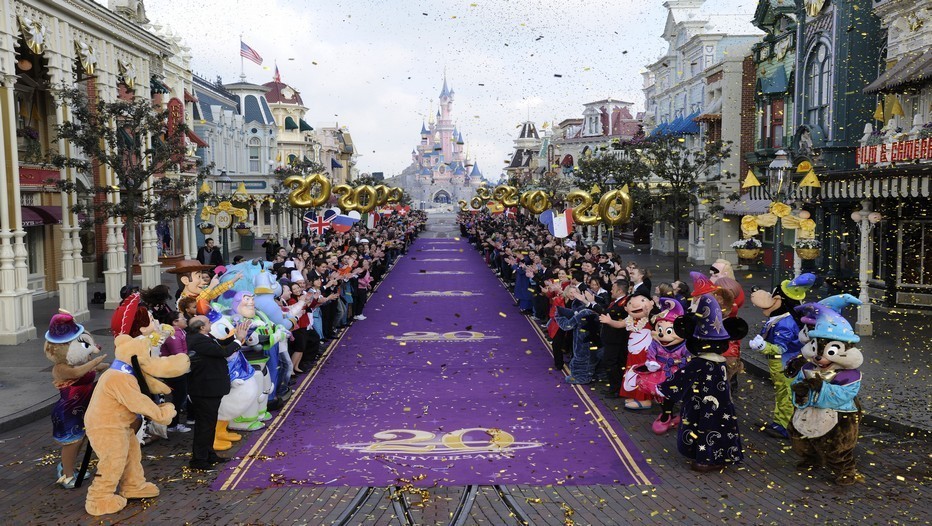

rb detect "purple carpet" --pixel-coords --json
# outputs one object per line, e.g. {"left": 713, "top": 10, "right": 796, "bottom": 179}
{"left": 215, "top": 237, "right": 658, "bottom": 489}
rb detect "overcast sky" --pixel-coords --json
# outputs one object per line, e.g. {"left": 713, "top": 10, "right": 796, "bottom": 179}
{"left": 142, "top": 0, "right": 758, "bottom": 178}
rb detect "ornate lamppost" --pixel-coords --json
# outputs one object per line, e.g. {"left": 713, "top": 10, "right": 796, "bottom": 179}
{"left": 851, "top": 202, "right": 882, "bottom": 335}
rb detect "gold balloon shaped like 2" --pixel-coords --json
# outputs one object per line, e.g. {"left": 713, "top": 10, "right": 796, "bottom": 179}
{"left": 522, "top": 190, "right": 551, "bottom": 215}
{"left": 333, "top": 184, "right": 357, "bottom": 211}
{"left": 373, "top": 185, "right": 389, "bottom": 207}
{"left": 285, "top": 172, "right": 332, "bottom": 208}
{"left": 599, "top": 188, "right": 633, "bottom": 226}
{"left": 458, "top": 200, "right": 468, "bottom": 211}
{"left": 355, "top": 185, "right": 378, "bottom": 213}
{"left": 566, "top": 190, "right": 600, "bottom": 225}
{"left": 493, "top": 185, "right": 519, "bottom": 207}
{"left": 475, "top": 186, "right": 492, "bottom": 202}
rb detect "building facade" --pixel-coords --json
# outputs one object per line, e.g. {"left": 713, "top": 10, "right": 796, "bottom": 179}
{"left": 389, "top": 78, "right": 483, "bottom": 209}
{"left": 642, "top": 0, "right": 763, "bottom": 260}
{"left": 551, "top": 99, "right": 642, "bottom": 180}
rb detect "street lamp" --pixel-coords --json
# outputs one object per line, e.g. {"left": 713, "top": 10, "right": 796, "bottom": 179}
{"left": 216, "top": 170, "right": 233, "bottom": 264}
{"left": 767, "top": 150, "right": 793, "bottom": 291}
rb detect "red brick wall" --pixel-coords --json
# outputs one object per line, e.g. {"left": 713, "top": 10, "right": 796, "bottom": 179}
{"left": 738, "top": 55, "right": 756, "bottom": 189}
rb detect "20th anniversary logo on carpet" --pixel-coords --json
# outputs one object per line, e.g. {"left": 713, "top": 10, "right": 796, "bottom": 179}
{"left": 337, "top": 427, "right": 543, "bottom": 460}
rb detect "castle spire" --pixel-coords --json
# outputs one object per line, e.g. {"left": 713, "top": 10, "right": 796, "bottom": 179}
{"left": 440, "top": 72, "right": 451, "bottom": 99}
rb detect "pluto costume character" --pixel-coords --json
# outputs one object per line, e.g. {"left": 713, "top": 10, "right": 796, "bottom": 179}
{"left": 82, "top": 335, "right": 190, "bottom": 516}
{"left": 790, "top": 302, "right": 865, "bottom": 485}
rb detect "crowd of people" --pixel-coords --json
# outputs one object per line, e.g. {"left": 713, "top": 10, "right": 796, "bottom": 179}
{"left": 458, "top": 210, "right": 859, "bottom": 477}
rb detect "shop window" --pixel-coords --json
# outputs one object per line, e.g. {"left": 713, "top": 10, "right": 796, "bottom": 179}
{"left": 760, "top": 98, "right": 785, "bottom": 149}
{"left": 899, "top": 221, "right": 932, "bottom": 287}
{"left": 249, "top": 138, "right": 261, "bottom": 172}
{"left": 14, "top": 37, "right": 50, "bottom": 164}
{"left": 871, "top": 220, "right": 887, "bottom": 281}
{"left": 26, "top": 227, "right": 44, "bottom": 275}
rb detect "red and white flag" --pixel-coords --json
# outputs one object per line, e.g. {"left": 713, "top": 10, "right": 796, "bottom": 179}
{"left": 240, "top": 41, "right": 263, "bottom": 65}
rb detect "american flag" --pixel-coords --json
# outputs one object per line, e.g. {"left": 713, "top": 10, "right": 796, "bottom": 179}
{"left": 304, "top": 211, "right": 332, "bottom": 235}
{"left": 240, "top": 41, "right": 263, "bottom": 65}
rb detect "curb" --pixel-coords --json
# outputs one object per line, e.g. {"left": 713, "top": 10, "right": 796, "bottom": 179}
{"left": 0, "top": 396, "right": 56, "bottom": 435}
{"left": 740, "top": 358, "right": 930, "bottom": 440}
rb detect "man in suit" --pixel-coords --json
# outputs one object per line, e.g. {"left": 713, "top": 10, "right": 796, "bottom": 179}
{"left": 186, "top": 315, "right": 249, "bottom": 470}
{"left": 595, "top": 279, "right": 631, "bottom": 398}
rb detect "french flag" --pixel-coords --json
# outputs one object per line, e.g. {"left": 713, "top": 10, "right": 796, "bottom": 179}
{"left": 539, "top": 208, "right": 574, "bottom": 239}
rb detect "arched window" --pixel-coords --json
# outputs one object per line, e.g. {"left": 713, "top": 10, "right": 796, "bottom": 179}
{"left": 248, "top": 137, "right": 261, "bottom": 172}
{"left": 805, "top": 42, "right": 832, "bottom": 136}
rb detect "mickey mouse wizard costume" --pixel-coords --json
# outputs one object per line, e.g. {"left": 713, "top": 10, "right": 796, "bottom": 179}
{"left": 656, "top": 293, "right": 749, "bottom": 472}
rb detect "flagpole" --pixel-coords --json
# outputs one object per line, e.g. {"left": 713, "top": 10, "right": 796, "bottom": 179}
{"left": 239, "top": 34, "right": 245, "bottom": 82}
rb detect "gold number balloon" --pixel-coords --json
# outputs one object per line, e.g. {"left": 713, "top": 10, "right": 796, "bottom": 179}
{"left": 519, "top": 191, "right": 530, "bottom": 210}
{"left": 476, "top": 186, "right": 492, "bottom": 202}
{"left": 354, "top": 185, "right": 378, "bottom": 213}
{"left": 333, "top": 184, "right": 357, "bottom": 211}
{"left": 470, "top": 196, "right": 483, "bottom": 210}
{"left": 373, "top": 185, "right": 389, "bottom": 207}
{"left": 284, "top": 175, "right": 312, "bottom": 208}
{"left": 524, "top": 190, "right": 551, "bottom": 215}
{"left": 566, "top": 190, "right": 600, "bottom": 225}
{"left": 386, "top": 187, "right": 404, "bottom": 204}
{"left": 284, "top": 172, "right": 332, "bottom": 208}
{"left": 458, "top": 200, "right": 468, "bottom": 211}
{"left": 599, "top": 188, "right": 633, "bottom": 226}
{"left": 494, "top": 185, "right": 519, "bottom": 207}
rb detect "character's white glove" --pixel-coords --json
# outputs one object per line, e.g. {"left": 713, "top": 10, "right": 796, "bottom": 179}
{"left": 645, "top": 361, "right": 661, "bottom": 372}
{"left": 748, "top": 335, "right": 766, "bottom": 352}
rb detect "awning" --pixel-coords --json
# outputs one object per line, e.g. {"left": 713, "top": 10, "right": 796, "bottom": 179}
{"left": 695, "top": 97, "right": 722, "bottom": 121}
{"left": 285, "top": 116, "right": 299, "bottom": 130}
{"left": 665, "top": 116, "right": 685, "bottom": 135}
{"left": 299, "top": 119, "right": 313, "bottom": 132}
{"left": 186, "top": 129, "right": 208, "bottom": 148}
{"left": 723, "top": 198, "right": 771, "bottom": 216}
{"left": 150, "top": 77, "right": 171, "bottom": 95}
{"left": 650, "top": 121, "right": 669, "bottom": 137}
{"left": 22, "top": 205, "right": 62, "bottom": 227}
{"left": 331, "top": 158, "right": 343, "bottom": 169}
{"left": 183, "top": 89, "right": 198, "bottom": 103}
{"left": 863, "top": 48, "right": 932, "bottom": 94}
{"left": 680, "top": 110, "right": 701, "bottom": 134}
{"left": 759, "top": 66, "right": 789, "bottom": 94}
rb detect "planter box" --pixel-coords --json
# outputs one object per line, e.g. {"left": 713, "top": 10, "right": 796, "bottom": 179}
{"left": 796, "top": 248, "right": 820, "bottom": 260}
{"left": 735, "top": 248, "right": 761, "bottom": 260}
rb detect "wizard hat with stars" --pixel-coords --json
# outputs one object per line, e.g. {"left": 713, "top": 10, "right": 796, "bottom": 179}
{"left": 806, "top": 304, "right": 860, "bottom": 343}
{"left": 692, "top": 293, "right": 730, "bottom": 340}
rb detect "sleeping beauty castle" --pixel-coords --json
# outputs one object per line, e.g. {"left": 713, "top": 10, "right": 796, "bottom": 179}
{"left": 388, "top": 77, "right": 485, "bottom": 209}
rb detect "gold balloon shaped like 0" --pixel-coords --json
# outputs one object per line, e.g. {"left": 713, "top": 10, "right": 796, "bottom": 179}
{"left": 599, "top": 188, "right": 633, "bottom": 226}
{"left": 333, "top": 184, "right": 357, "bottom": 211}
{"left": 355, "top": 185, "right": 378, "bottom": 213}
{"left": 386, "top": 187, "right": 404, "bottom": 204}
{"left": 566, "top": 190, "right": 600, "bottom": 225}
{"left": 523, "top": 190, "right": 551, "bottom": 215}
{"left": 284, "top": 172, "right": 332, "bottom": 208}
{"left": 470, "top": 196, "right": 484, "bottom": 210}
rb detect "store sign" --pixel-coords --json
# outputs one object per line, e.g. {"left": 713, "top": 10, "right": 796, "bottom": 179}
{"left": 856, "top": 137, "right": 932, "bottom": 166}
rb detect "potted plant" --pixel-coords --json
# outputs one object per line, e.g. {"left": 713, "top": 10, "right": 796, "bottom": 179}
{"left": 795, "top": 238, "right": 821, "bottom": 260}
{"left": 198, "top": 222, "right": 215, "bottom": 235}
{"left": 234, "top": 222, "right": 253, "bottom": 237}
{"left": 919, "top": 122, "right": 932, "bottom": 140}
{"left": 731, "top": 237, "right": 762, "bottom": 260}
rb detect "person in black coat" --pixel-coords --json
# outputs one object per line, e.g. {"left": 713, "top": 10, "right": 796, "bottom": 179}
{"left": 594, "top": 279, "right": 631, "bottom": 398}
{"left": 196, "top": 238, "right": 225, "bottom": 267}
{"left": 186, "top": 315, "right": 249, "bottom": 470}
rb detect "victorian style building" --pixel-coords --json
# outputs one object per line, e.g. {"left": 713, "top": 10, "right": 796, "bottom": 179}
{"left": 389, "top": 77, "right": 483, "bottom": 209}
{"left": 642, "top": 0, "right": 763, "bottom": 262}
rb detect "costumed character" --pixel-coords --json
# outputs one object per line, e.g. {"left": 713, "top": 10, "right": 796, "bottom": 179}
{"left": 227, "top": 289, "right": 291, "bottom": 407}
{"left": 166, "top": 259, "right": 241, "bottom": 312}
{"left": 44, "top": 310, "right": 109, "bottom": 489}
{"left": 656, "top": 293, "right": 749, "bottom": 472}
{"left": 790, "top": 302, "right": 865, "bottom": 485}
{"left": 554, "top": 302, "right": 598, "bottom": 384}
{"left": 619, "top": 293, "right": 657, "bottom": 410}
{"left": 748, "top": 273, "right": 816, "bottom": 439}
{"left": 207, "top": 310, "right": 260, "bottom": 449}
{"left": 711, "top": 276, "right": 746, "bottom": 387}
{"left": 83, "top": 334, "right": 189, "bottom": 516}
{"left": 628, "top": 298, "right": 689, "bottom": 435}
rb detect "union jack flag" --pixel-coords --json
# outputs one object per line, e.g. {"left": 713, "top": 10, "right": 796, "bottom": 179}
{"left": 240, "top": 41, "right": 263, "bottom": 65}
{"left": 304, "top": 211, "right": 332, "bottom": 235}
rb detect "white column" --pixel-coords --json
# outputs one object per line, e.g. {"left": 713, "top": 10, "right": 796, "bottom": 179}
{"left": 138, "top": 132, "right": 159, "bottom": 287}
{"left": 56, "top": 98, "right": 89, "bottom": 321}
{"left": 855, "top": 200, "right": 873, "bottom": 336}
{"left": 103, "top": 164, "right": 126, "bottom": 309}
{"left": 0, "top": 79, "right": 37, "bottom": 344}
